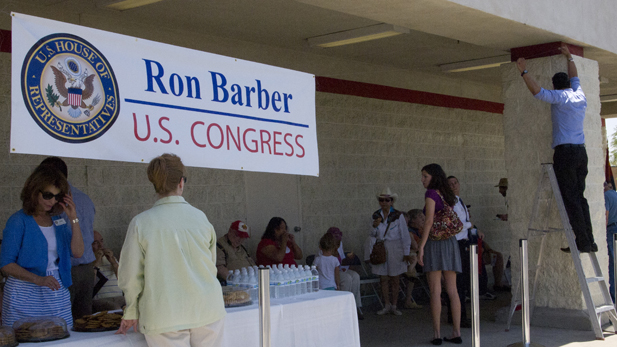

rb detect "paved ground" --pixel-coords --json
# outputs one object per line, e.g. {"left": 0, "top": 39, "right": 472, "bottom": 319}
{"left": 358, "top": 290, "right": 617, "bottom": 347}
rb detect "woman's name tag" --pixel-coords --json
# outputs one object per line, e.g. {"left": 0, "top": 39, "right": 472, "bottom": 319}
{"left": 54, "top": 219, "right": 67, "bottom": 226}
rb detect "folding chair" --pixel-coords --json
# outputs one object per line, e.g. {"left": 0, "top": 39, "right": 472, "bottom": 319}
{"left": 344, "top": 253, "right": 383, "bottom": 309}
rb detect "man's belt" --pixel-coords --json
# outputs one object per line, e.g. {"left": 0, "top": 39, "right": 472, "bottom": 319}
{"left": 555, "top": 143, "right": 585, "bottom": 149}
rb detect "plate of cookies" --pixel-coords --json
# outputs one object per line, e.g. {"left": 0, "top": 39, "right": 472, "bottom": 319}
{"left": 72, "top": 311, "right": 123, "bottom": 332}
{"left": 13, "top": 316, "right": 70, "bottom": 342}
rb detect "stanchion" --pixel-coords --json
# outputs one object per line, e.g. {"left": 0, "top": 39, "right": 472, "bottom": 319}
{"left": 470, "top": 244, "right": 480, "bottom": 347}
{"left": 508, "top": 239, "right": 544, "bottom": 347}
{"left": 614, "top": 234, "right": 617, "bottom": 309}
{"left": 258, "top": 268, "right": 271, "bottom": 347}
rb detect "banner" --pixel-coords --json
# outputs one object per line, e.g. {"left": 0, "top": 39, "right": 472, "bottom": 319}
{"left": 11, "top": 13, "right": 318, "bottom": 176}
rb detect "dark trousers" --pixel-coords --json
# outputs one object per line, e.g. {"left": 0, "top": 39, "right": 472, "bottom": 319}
{"left": 553, "top": 146, "right": 594, "bottom": 248}
{"left": 448, "top": 239, "right": 469, "bottom": 321}
{"left": 70, "top": 262, "right": 94, "bottom": 320}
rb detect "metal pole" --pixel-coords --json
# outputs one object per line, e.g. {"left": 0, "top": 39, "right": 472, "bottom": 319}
{"left": 508, "top": 239, "right": 544, "bottom": 347}
{"left": 259, "top": 268, "right": 271, "bottom": 347}
{"left": 470, "top": 244, "right": 480, "bottom": 347}
{"left": 614, "top": 233, "right": 617, "bottom": 309}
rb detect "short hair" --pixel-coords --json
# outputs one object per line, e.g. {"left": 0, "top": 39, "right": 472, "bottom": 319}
{"left": 408, "top": 209, "right": 424, "bottom": 222}
{"left": 39, "top": 156, "right": 68, "bottom": 178}
{"left": 552, "top": 72, "right": 570, "bottom": 90}
{"left": 319, "top": 233, "right": 338, "bottom": 253}
{"left": 447, "top": 175, "right": 457, "bottom": 182}
{"left": 21, "top": 165, "right": 70, "bottom": 215}
{"left": 147, "top": 153, "right": 186, "bottom": 195}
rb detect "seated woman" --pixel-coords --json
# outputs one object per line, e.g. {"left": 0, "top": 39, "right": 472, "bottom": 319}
{"left": 1, "top": 165, "right": 84, "bottom": 327}
{"left": 256, "top": 217, "right": 303, "bottom": 266}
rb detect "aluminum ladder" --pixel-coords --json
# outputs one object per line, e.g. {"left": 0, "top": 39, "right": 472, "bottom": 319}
{"left": 505, "top": 163, "right": 617, "bottom": 340}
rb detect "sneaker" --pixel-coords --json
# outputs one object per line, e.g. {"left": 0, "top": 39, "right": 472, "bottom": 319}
{"left": 391, "top": 306, "right": 402, "bottom": 316}
{"left": 404, "top": 302, "right": 423, "bottom": 309}
{"left": 479, "top": 292, "right": 496, "bottom": 300}
{"left": 377, "top": 304, "right": 391, "bottom": 315}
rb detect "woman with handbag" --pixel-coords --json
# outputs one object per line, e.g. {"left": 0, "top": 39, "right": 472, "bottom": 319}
{"left": 369, "top": 188, "right": 412, "bottom": 316}
{"left": 418, "top": 164, "right": 463, "bottom": 345}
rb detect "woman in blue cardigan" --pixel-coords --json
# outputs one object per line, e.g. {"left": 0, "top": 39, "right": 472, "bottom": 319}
{"left": 1, "top": 165, "right": 84, "bottom": 327}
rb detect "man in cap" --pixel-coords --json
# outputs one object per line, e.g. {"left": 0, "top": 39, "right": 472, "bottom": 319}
{"left": 495, "top": 178, "right": 508, "bottom": 221}
{"left": 216, "top": 220, "right": 256, "bottom": 281}
{"left": 516, "top": 43, "right": 596, "bottom": 253}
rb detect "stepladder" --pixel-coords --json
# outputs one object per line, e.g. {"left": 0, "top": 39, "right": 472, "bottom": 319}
{"left": 505, "top": 163, "right": 617, "bottom": 340}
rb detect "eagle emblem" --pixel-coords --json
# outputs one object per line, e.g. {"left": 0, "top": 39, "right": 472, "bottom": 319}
{"left": 47, "top": 57, "right": 101, "bottom": 118}
{"left": 21, "top": 33, "right": 120, "bottom": 143}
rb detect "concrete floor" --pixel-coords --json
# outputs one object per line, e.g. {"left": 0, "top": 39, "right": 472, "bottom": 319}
{"left": 358, "top": 291, "right": 617, "bottom": 347}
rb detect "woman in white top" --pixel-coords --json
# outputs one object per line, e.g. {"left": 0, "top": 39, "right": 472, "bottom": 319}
{"left": 369, "top": 188, "right": 412, "bottom": 316}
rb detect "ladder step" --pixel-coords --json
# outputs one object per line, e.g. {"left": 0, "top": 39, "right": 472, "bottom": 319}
{"left": 586, "top": 277, "right": 606, "bottom": 284}
{"left": 595, "top": 305, "right": 616, "bottom": 314}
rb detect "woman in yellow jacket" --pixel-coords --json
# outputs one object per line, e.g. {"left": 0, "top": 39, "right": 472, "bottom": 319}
{"left": 116, "top": 153, "right": 225, "bottom": 347}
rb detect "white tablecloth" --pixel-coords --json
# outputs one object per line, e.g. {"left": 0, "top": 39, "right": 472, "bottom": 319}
{"left": 34, "top": 290, "right": 360, "bottom": 347}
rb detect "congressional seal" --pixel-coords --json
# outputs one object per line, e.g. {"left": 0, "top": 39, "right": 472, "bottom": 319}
{"left": 21, "top": 33, "right": 120, "bottom": 143}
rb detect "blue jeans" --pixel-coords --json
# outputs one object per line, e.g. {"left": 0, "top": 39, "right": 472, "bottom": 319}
{"left": 608, "top": 224, "right": 617, "bottom": 302}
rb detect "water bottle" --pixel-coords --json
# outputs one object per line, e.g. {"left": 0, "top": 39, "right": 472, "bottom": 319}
{"left": 232, "top": 269, "right": 241, "bottom": 288}
{"left": 297, "top": 267, "right": 306, "bottom": 295}
{"left": 304, "top": 265, "right": 312, "bottom": 293}
{"left": 284, "top": 268, "right": 293, "bottom": 297}
{"left": 226, "top": 271, "right": 235, "bottom": 287}
{"left": 311, "top": 265, "right": 319, "bottom": 292}
{"left": 239, "top": 268, "right": 249, "bottom": 289}
{"left": 248, "top": 268, "right": 258, "bottom": 302}
{"left": 269, "top": 269, "right": 277, "bottom": 299}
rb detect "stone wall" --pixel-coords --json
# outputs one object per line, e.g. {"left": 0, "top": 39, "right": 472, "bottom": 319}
{"left": 0, "top": 3, "right": 507, "bottom": 262}
{"left": 501, "top": 55, "right": 605, "bottom": 310}
{"left": 299, "top": 92, "right": 508, "bottom": 259}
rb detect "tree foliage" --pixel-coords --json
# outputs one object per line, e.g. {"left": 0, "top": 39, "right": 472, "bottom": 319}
{"left": 610, "top": 125, "right": 617, "bottom": 166}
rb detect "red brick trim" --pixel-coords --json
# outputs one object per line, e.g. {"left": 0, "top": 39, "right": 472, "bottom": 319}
{"left": 0, "top": 29, "right": 10, "bottom": 53}
{"left": 510, "top": 42, "right": 583, "bottom": 62}
{"left": 315, "top": 76, "right": 504, "bottom": 114}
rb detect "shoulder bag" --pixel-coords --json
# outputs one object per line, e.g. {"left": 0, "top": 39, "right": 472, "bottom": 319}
{"left": 429, "top": 191, "right": 463, "bottom": 241}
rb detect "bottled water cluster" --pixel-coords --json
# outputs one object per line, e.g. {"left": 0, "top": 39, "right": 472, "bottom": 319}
{"left": 226, "top": 264, "right": 319, "bottom": 301}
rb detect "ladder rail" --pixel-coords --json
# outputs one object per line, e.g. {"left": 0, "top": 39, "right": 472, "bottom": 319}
{"left": 505, "top": 164, "right": 617, "bottom": 339}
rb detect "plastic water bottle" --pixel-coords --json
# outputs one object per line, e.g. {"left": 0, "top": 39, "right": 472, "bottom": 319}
{"left": 226, "top": 271, "right": 235, "bottom": 287}
{"left": 232, "top": 269, "right": 241, "bottom": 288}
{"left": 248, "top": 268, "right": 258, "bottom": 301}
{"left": 284, "top": 267, "right": 294, "bottom": 297}
{"left": 296, "top": 267, "right": 306, "bottom": 295}
{"left": 304, "top": 265, "right": 313, "bottom": 293}
{"left": 239, "top": 268, "right": 249, "bottom": 289}
{"left": 269, "top": 269, "right": 277, "bottom": 299}
{"left": 311, "top": 265, "right": 319, "bottom": 292}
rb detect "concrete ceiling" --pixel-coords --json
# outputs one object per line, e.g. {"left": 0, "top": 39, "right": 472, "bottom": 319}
{"left": 10, "top": 0, "right": 617, "bottom": 113}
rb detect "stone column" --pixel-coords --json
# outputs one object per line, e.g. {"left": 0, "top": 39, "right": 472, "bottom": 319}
{"left": 500, "top": 46, "right": 605, "bottom": 329}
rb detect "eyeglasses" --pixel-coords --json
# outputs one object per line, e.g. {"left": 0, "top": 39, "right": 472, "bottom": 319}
{"left": 181, "top": 176, "right": 187, "bottom": 184}
{"left": 41, "top": 191, "right": 63, "bottom": 201}
{"left": 378, "top": 198, "right": 392, "bottom": 203}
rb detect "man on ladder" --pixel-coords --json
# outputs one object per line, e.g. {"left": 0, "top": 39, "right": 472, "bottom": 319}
{"left": 515, "top": 43, "right": 598, "bottom": 254}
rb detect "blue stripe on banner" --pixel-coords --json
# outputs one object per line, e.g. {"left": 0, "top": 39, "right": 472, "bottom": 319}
{"left": 3, "top": 273, "right": 73, "bottom": 327}
{"left": 124, "top": 98, "right": 310, "bottom": 128}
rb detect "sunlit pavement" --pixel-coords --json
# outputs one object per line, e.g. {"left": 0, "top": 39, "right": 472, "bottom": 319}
{"left": 359, "top": 299, "right": 617, "bottom": 346}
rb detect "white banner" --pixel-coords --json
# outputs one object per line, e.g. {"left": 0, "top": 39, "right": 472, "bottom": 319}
{"left": 11, "top": 13, "right": 318, "bottom": 176}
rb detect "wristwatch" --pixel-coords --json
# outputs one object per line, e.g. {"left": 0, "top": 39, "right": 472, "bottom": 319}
{"left": 71, "top": 218, "right": 79, "bottom": 224}
{"left": 568, "top": 57, "right": 574, "bottom": 62}
{"left": 521, "top": 70, "right": 528, "bottom": 77}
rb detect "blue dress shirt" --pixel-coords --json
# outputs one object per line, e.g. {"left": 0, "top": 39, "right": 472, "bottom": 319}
{"left": 534, "top": 77, "right": 586, "bottom": 148}
{"left": 68, "top": 184, "right": 96, "bottom": 266}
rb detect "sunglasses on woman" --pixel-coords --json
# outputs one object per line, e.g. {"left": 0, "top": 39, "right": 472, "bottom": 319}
{"left": 41, "top": 191, "right": 64, "bottom": 201}
{"left": 378, "top": 198, "right": 392, "bottom": 202}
